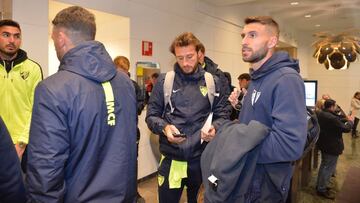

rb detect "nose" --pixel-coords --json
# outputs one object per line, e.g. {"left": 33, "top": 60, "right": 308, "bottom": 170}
{"left": 180, "top": 57, "right": 191, "bottom": 67}
{"left": 8, "top": 35, "right": 16, "bottom": 43}
{"left": 182, "top": 59, "right": 190, "bottom": 67}
{"left": 242, "top": 37, "right": 248, "bottom": 46}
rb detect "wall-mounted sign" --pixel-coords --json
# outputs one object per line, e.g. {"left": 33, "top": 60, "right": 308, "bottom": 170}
{"left": 142, "top": 41, "right": 153, "bottom": 56}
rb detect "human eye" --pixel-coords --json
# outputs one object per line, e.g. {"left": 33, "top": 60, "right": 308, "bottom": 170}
{"left": 1, "top": 32, "right": 9, "bottom": 38}
{"left": 176, "top": 56, "right": 184, "bottom": 61}
{"left": 249, "top": 32, "right": 257, "bottom": 38}
{"left": 14, "top": 34, "right": 21, "bottom": 39}
{"left": 186, "top": 54, "right": 194, "bottom": 60}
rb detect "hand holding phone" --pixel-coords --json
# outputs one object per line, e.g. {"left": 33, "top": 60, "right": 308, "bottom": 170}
{"left": 173, "top": 133, "right": 187, "bottom": 138}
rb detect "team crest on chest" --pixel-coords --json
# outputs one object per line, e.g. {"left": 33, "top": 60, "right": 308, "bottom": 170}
{"left": 199, "top": 86, "right": 208, "bottom": 96}
{"left": 20, "top": 71, "right": 29, "bottom": 80}
{"left": 251, "top": 89, "right": 261, "bottom": 106}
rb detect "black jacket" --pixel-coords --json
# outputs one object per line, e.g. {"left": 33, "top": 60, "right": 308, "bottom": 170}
{"left": 0, "top": 117, "right": 26, "bottom": 203}
{"left": 146, "top": 63, "right": 228, "bottom": 161}
{"left": 203, "top": 56, "right": 232, "bottom": 118}
{"left": 316, "top": 109, "right": 352, "bottom": 155}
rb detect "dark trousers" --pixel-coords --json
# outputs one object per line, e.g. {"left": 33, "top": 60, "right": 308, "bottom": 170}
{"left": 352, "top": 117, "right": 359, "bottom": 136}
{"left": 158, "top": 156, "right": 202, "bottom": 203}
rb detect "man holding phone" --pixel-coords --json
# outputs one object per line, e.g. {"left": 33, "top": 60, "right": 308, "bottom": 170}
{"left": 146, "top": 32, "right": 228, "bottom": 203}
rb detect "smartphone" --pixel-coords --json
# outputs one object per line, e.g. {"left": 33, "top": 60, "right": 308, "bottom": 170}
{"left": 173, "top": 133, "right": 187, "bottom": 138}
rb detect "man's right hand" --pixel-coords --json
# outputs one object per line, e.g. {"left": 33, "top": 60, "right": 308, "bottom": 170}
{"left": 228, "top": 87, "right": 240, "bottom": 108}
{"left": 347, "top": 115, "right": 355, "bottom": 122}
{"left": 163, "top": 124, "right": 186, "bottom": 144}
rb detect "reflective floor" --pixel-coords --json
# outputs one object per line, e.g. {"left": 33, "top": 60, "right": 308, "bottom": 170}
{"left": 138, "top": 133, "right": 360, "bottom": 202}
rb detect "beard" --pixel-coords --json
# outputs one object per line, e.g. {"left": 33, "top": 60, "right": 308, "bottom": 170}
{"left": 242, "top": 45, "right": 268, "bottom": 63}
{"left": 0, "top": 47, "right": 18, "bottom": 59}
{"left": 180, "top": 65, "right": 197, "bottom": 75}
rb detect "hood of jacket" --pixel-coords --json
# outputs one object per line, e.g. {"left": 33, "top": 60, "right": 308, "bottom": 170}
{"left": 250, "top": 51, "right": 299, "bottom": 80}
{"left": 0, "top": 49, "right": 28, "bottom": 67}
{"left": 12, "top": 49, "right": 28, "bottom": 65}
{"left": 59, "top": 41, "right": 116, "bottom": 83}
{"left": 203, "top": 56, "right": 219, "bottom": 72}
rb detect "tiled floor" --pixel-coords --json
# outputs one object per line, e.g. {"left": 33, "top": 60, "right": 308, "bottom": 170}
{"left": 138, "top": 133, "right": 360, "bottom": 203}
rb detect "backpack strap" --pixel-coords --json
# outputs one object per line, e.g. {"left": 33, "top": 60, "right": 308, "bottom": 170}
{"left": 163, "top": 71, "right": 216, "bottom": 113}
{"left": 204, "top": 72, "right": 215, "bottom": 110}
{"left": 164, "top": 71, "right": 175, "bottom": 113}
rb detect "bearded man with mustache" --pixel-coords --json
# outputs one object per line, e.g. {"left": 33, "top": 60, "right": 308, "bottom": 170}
{"left": 228, "top": 16, "right": 307, "bottom": 202}
{"left": 0, "top": 19, "right": 43, "bottom": 172}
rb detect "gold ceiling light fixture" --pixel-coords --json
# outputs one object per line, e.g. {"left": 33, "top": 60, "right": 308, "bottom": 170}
{"left": 312, "top": 30, "right": 360, "bottom": 70}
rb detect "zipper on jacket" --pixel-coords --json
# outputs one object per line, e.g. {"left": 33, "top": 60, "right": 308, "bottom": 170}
{"left": 10, "top": 61, "right": 13, "bottom": 81}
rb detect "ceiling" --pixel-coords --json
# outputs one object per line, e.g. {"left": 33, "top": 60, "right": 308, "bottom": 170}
{"left": 202, "top": 0, "right": 360, "bottom": 34}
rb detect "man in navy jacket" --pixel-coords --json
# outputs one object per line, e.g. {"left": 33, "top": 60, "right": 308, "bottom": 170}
{"left": 26, "top": 6, "right": 137, "bottom": 203}
{"left": 0, "top": 116, "right": 26, "bottom": 203}
{"left": 146, "top": 32, "right": 228, "bottom": 203}
{"left": 229, "top": 16, "right": 307, "bottom": 202}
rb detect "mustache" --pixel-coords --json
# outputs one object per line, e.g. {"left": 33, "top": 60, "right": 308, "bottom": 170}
{"left": 242, "top": 46, "right": 252, "bottom": 52}
{"left": 6, "top": 43, "right": 16, "bottom": 47}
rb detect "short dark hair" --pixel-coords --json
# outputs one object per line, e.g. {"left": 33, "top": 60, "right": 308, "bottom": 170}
{"left": 244, "top": 16, "right": 279, "bottom": 37}
{"left": 0, "top": 19, "right": 21, "bottom": 31}
{"left": 169, "top": 32, "right": 202, "bottom": 55}
{"left": 52, "top": 6, "right": 96, "bottom": 43}
{"left": 151, "top": 72, "right": 159, "bottom": 79}
{"left": 324, "top": 99, "right": 336, "bottom": 109}
{"left": 237, "top": 73, "right": 251, "bottom": 81}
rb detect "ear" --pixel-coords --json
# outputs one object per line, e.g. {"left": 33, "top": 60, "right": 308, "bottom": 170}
{"left": 58, "top": 31, "right": 75, "bottom": 52}
{"left": 267, "top": 36, "right": 278, "bottom": 49}
{"left": 57, "top": 31, "right": 67, "bottom": 47}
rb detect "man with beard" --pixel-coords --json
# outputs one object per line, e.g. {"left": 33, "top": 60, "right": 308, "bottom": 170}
{"left": 146, "top": 32, "right": 228, "bottom": 203}
{"left": 0, "top": 20, "right": 42, "bottom": 168}
{"left": 229, "top": 16, "right": 307, "bottom": 201}
{"left": 228, "top": 73, "right": 251, "bottom": 120}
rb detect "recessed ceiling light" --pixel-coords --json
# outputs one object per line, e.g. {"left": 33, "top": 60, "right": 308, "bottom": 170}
{"left": 290, "top": 2, "right": 299, "bottom": 6}
{"left": 315, "top": 24, "right": 321, "bottom": 27}
{"left": 305, "top": 14, "right": 312, "bottom": 18}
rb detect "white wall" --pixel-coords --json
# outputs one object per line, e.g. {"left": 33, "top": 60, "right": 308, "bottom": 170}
{"left": 12, "top": 0, "right": 49, "bottom": 76}
{"left": 48, "top": 1, "right": 130, "bottom": 76}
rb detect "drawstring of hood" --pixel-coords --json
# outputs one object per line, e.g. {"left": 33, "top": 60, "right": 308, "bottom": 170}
{"left": 3, "top": 61, "right": 14, "bottom": 73}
